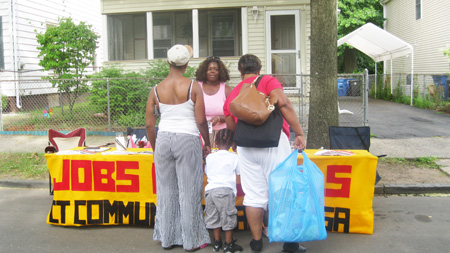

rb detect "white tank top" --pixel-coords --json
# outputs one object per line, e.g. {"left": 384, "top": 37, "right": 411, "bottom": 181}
{"left": 155, "top": 80, "right": 199, "bottom": 136}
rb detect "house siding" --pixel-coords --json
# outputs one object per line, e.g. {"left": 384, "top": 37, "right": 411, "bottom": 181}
{"left": 103, "top": 2, "right": 311, "bottom": 83}
{"left": 0, "top": 0, "right": 103, "bottom": 104}
{"left": 101, "top": 0, "right": 309, "bottom": 14}
{"left": 0, "top": 0, "right": 103, "bottom": 81}
{"left": 383, "top": 0, "right": 450, "bottom": 75}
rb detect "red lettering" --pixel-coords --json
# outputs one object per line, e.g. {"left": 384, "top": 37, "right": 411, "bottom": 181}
{"left": 93, "top": 161, "right": 116, "bottom": 192}
{"left": 71, "top": 160, "right": 92, "bottom": 191}
{"left": 51, "top": 159, "right": 141, "bottom": 193}
{"left": 53, "top": 159, "right": 70, "bottom": 191}
{"left": 325, "top": 165, "right": 351, "bottom": 198}
{"left": 116, "top": 161, "right": 139, "bottom": 192}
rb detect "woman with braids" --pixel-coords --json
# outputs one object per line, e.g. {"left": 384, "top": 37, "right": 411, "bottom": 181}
{"left": 223, "top": 54, "right": 306, "bottom": 253}
{"left": 195, "top": 56, "right": 232, "bottom": 147}
{"left": 203, "top": 129, "right": 243, "bottom": 253}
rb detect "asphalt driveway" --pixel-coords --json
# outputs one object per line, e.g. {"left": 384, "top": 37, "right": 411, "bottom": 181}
{"left": 368, "top": 98, "right": 450, "bottom": 139}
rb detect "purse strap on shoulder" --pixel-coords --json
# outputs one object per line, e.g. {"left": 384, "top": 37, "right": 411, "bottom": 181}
{"left": 254, "top": 75, "right": 264, "bottom": 88}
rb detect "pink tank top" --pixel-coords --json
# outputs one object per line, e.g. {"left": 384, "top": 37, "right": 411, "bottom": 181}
{"left": 200, "top": 82, "right": 227, "bottom": 130}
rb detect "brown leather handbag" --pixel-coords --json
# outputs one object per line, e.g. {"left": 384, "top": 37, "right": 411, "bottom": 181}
{"left": 230, "top": 76, "right": 278, "bottom": 126}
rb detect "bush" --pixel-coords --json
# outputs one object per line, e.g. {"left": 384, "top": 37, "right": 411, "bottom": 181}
{"left": 88, "top": 66, "right": 151, "bottom": 126}
{"left": 1, "top": 95, "right": 7, "bottom": 111}
{"left": 88, "top": 61, "right": 197, "bottom": 127}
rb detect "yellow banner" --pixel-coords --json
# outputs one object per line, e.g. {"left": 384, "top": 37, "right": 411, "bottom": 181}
{"left": 46, "top": 150, "right": 156, "bottom": 226}
{"left": 299, "top": 150, "right": 377, "bottom": 234}
{"left": 46, "top": 149, "right": 377, "bottom": 234}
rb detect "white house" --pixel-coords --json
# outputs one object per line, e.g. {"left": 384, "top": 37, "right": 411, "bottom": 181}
{"left": 380, "top": 0, "right": 450, "bottom": 75}
{"left": 100, "top": 0, "right": 311, "bottom": 82}
{"left": 0, "top": 0, "right": 103, "bottom": 112}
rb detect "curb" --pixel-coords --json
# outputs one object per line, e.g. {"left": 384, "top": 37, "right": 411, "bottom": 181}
{"left": 375, "top": 184, "right": 450, "bottom": 195}
{"left": 0, "top": 180, "right": 47, "bottom": 189}
{"left": 2, "top": 180, "right": 450, "bottom": 195}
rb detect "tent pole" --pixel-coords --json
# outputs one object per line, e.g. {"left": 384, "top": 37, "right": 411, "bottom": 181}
{"left": 390, "top": 59, "right": 393, "bottom": 98}
{"left": 375, "top": 62, "right": 377, "bottom": 98}
{"left": 410, "top": 50, "right": 414, "bottom": 106}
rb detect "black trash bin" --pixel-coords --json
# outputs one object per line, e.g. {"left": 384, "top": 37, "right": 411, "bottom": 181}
{"left": 348, "top": 80, "right": 362, "bottom": 96}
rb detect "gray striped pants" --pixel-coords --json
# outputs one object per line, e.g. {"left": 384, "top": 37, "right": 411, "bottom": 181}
{"left": 152, "top": 131, "right": 211, "bottom": 249}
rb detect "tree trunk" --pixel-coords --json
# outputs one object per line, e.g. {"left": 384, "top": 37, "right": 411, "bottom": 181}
{"left": 307, "top": 0, "right": 339, "bottom": 149}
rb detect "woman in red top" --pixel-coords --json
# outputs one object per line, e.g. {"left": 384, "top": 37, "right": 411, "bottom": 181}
{"left": 223, "top": 54, "right": 306, "bottom": 253}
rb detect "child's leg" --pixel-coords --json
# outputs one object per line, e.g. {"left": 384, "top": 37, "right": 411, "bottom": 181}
{"left": 213, "top": 227, "right": 222, "bottom": 242}
{"left": 224, "top": 229, "right": 233, "bottom": 244}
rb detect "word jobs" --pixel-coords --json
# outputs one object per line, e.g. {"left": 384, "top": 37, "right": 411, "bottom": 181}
{"left": 53, "top": 159, "right": 140, "bottom": 192}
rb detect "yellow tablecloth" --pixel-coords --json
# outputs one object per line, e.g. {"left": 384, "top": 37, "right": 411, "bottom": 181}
{"left": 45, "top": 148, "right": 377, "bottom": 234}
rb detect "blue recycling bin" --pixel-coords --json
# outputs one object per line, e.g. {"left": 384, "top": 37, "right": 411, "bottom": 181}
{"left": 338, "top": 78, "right": 349, "bottom": 97}
{"left": 431, "top": 75, "right": 449, "bottom": 100}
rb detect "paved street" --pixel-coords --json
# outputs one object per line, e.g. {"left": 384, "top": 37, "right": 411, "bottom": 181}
{"left": 1, "top": 187, "right": 449, "bottom": 252}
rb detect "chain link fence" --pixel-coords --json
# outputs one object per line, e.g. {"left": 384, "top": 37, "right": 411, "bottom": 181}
{"left": 367, "top": 73, "right": 450, "bottom": 105}
{"left": 337, "top": 73, "right": 368, "bottom": 127}
{"left": 1, "top": 74, "right": 371, "bottom": 134}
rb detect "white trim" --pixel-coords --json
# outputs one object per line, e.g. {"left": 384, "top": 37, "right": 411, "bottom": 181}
{"left": 241, "top": 7, "right": 248, "bottom": 55}
{"left": 102, "top": 15, "right": 108, "bottom": 61}
{"left": 146, "top": 12, "right": 153, "bottom": 59}
{"left": 265, "top": 10, "right": 301, "bottom": 75}
{"left": 193, "top": 9, "right": 199, "bottom": 58}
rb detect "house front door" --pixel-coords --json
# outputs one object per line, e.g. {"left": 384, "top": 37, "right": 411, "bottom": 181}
{"left": 265, "top": 10, "right": 301, "bottom": 86}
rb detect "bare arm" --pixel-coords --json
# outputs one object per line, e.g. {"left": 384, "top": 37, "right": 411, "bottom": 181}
{"left": 145, "top": 88, "right": 158, "bottom": 152}
{"left": 270, "top": 88, "right": 306, "bottom": 150}
{"left": 192, "top": 81, "right": 211, "bottom": 157}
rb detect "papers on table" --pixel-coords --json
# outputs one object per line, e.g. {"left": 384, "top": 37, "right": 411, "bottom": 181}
{"left": 83, "top": 147, "right": 111, "bottom": 153}
{"left": 102, "top": 150, "right": 153, "bottom": 155}
{"left": 54, "top": 149, "right": 153, "bottom": 155}
{"left": 314, "top": 149, "right": 354, "bottom": 156}
{"left": 56, "top": 150, "right": 95, "bottom": 155}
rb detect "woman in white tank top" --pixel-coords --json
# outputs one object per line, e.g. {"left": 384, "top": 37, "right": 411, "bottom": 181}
{"left": 145, "top": 45, "right": 211, "bottom": 251}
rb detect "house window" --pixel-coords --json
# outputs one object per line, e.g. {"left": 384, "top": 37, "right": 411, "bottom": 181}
{"left": 107, "top": 14, "right": 147, "bottom": 60}
{"left": 106, "top": 9, "right": 242, "bottom": 61}
{"left": 0, "top": 17, "right": 4, "bottom": 70}
{"left": 198, "top": 9, "right": 241, "bottom": 57}
{"left": 153, "top": 11, "right": 192, "bottom": 58}
{"left": 415, "top": 0, "right": 422, "bottom": 20}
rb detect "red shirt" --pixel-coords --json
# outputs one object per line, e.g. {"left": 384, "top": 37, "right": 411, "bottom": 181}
{"left": 223, "top": 75, "right": 290, "bottom": 139}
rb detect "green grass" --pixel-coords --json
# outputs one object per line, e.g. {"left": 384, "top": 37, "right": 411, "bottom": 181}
{"left": 0, "top": 153, "right": 48, "bottom": 179}
{"left": 379, "top": 157, "right": 441, "bottom": 170}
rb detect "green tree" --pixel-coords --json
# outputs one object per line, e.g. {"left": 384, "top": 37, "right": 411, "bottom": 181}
{"left": 36, "top": 17, "right": 99, "bottom": 113}
{"left": 443, "top": 46, "right": 450, "bottom": 63}
{"left": 337, "top": 0, "right": 385, "bottom": 74}
{"left": 307, "top": 0, "right": 339, "bottom": 149}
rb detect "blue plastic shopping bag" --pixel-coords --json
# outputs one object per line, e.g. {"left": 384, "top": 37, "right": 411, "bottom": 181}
{"left": 268, "top": 150, "right": 327, "bottom": 243}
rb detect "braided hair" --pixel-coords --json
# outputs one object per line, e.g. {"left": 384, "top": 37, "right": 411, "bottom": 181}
{"left": 215, "top": 129, "right": 234, "bottom": 149}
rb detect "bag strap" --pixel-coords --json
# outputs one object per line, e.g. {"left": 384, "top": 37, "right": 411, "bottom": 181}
{"left": 254, "top": 75, "right": 264, "bottom": 88}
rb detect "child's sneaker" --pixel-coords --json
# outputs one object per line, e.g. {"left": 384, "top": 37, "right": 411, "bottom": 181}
{"left": 213, "top": 240, "right": 223, "bottom": 252}
{"left": 223, "top": 239, "right": 243, "bottom": 253}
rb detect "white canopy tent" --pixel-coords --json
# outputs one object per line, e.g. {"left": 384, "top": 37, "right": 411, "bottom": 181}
{"left": 337, "top": 23, "right": 414, "bottom": 105}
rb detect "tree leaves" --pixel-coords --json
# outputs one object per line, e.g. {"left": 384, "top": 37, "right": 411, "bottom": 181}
{"left": 36, "top": 17, "right": 99, "bottom": 113}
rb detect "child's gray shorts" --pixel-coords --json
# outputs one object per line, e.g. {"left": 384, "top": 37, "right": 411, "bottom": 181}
{"left": 204, "top": 187, "right": 238, "bottom": 231}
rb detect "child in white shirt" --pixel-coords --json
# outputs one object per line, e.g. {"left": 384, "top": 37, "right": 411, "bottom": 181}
{"left": 204, "top": 129, "right": 242, "bottom": 253}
